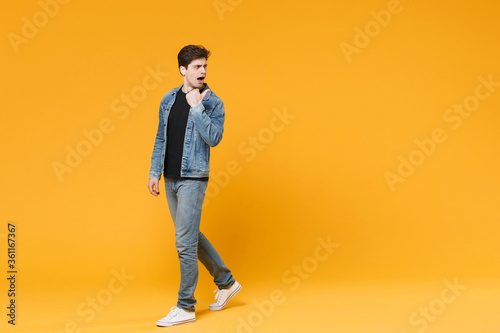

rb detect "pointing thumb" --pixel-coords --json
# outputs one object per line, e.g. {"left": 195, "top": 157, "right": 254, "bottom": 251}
{"left": 201, "top": 89, "right": 211, "bottom": 100}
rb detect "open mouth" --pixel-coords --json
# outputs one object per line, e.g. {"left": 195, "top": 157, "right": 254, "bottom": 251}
{"left": 197, "top": 76, "right": 205, "bottom": 83}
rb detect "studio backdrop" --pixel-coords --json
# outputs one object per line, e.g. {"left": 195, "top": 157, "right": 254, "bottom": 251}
{"left": 1, "top": 0, "right": 499, "bottom": 332}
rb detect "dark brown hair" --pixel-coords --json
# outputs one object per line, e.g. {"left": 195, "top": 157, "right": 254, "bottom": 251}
{"left": 178, "top": 45, "right": 211, "bottom": 69}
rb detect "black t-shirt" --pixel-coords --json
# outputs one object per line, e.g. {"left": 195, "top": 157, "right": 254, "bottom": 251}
{"left": 164, "top": 88, "right": 208, "bottom": 181}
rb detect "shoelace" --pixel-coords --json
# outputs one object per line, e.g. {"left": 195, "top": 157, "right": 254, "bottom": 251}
{"left": 213, "top": 289, "right": 227, "bottom": 304}
{"left": 167, "top": 306, "right": 180, "bottom": 319}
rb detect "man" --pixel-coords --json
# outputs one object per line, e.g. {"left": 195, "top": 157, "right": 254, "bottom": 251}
{"left": 148, "top": 45, "right": 241, "bottom": 327}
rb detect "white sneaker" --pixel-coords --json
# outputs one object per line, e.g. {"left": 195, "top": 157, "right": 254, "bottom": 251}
{"left": 209, "top": 281, "right": 242, "bottom": 311}
{"left": 156, "top": 306, "right": 195, "bottom": 327}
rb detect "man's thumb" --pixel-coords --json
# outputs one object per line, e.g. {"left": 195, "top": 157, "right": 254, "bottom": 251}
{"left": 201, "top": 89, "right": 211, "bottom": 100}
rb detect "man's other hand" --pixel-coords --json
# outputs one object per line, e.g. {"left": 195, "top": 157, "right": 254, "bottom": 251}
{"left": 148, "top": 177, "right": 160, "bottom": 196}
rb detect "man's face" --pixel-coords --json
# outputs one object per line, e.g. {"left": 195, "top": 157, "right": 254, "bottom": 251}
{"left": 181, "top": 58, "right": 207, "bottom": 91}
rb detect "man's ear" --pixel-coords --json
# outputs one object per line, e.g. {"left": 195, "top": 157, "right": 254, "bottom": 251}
{"left": 180, "top": 66, "right": 186, "bottom": 76}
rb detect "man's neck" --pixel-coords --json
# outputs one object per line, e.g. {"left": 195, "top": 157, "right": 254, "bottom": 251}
{"left": 182, "top": 83, "right": 205, "bottom": 94}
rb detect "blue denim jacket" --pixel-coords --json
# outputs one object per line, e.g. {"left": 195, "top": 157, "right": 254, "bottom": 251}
{"left": 149, "top": 84, "right": 225, "bottom": 179}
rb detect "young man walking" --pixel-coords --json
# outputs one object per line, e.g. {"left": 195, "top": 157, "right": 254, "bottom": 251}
{"left": 148, "top": 45, "right": 241, "bottom": 327}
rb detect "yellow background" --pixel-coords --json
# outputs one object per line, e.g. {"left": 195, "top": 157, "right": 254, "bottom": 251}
{"left": 1, "top": 0, "right": 499, "bottom": 332}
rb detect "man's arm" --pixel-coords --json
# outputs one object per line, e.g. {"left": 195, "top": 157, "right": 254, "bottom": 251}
{"left": 148, "top": 102, "right": 165, "bottom": 196}
{"left": 149, "top": 104, "right": 165, "bottom": 179}
{"left": 186, "top": 89, "right": 225, "bottom": 147}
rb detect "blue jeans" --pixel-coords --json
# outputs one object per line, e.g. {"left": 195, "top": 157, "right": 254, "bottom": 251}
{"left": 164, "top": 178, "right": 235, "bottom": 311}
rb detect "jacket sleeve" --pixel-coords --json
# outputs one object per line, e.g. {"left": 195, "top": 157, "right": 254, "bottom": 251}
{"left": 189, "top": 98, "right": 225, "bottom": 147}
{"left": 149, "top": 105, "right": 165, "bottom": 179}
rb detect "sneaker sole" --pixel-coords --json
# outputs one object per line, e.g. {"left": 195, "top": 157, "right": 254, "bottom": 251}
{"left": 156, "top": 318, "right": 195, "bottom": 327}
{"left": 209, "top": 282, "right": 242, "bottom": 311}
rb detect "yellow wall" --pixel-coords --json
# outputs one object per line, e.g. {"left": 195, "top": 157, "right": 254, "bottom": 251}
{"left": 2, "top": 0, "right": 500, "bottom": 306}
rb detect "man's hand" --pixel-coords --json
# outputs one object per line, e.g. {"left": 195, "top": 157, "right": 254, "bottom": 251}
{"left": 186, "top": 89, "right": 210, "bottom": 108}
{"left": 148, "top": 177, "right": 160, "bottom": 196}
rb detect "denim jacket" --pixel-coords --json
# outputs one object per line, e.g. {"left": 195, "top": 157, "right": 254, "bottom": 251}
{"left": 149, "top": 84, "right": 225, "bottom": 179}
